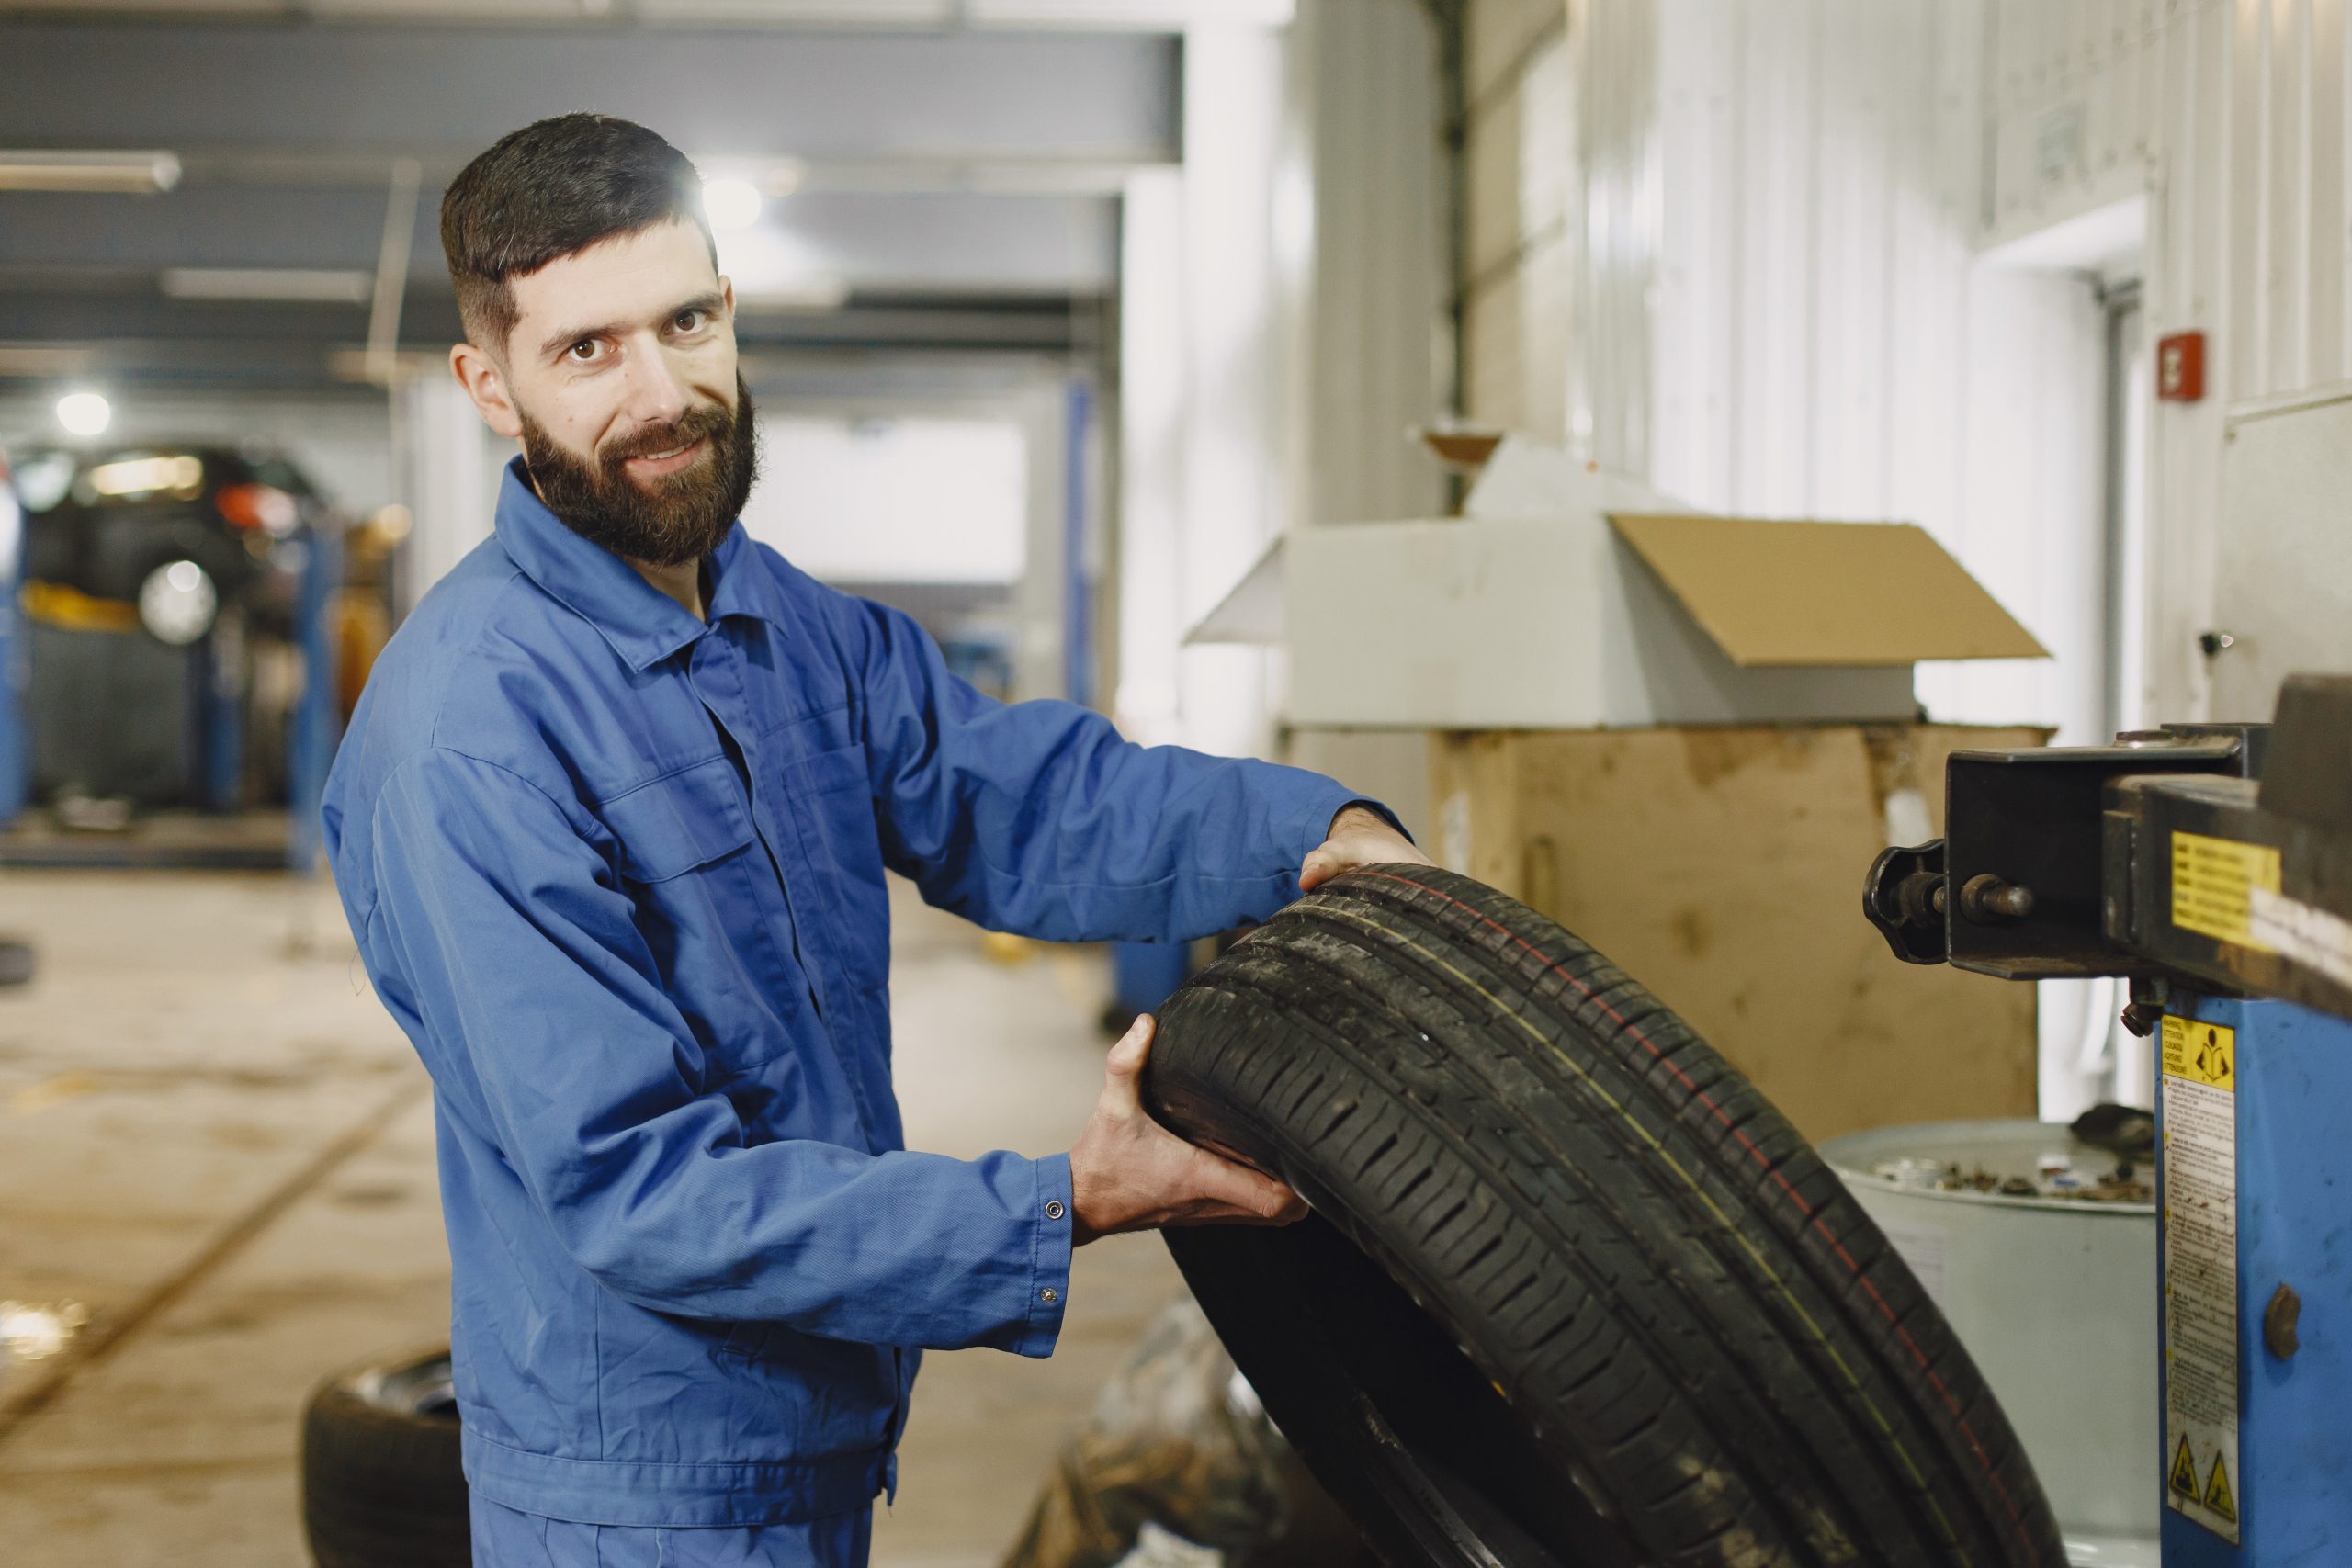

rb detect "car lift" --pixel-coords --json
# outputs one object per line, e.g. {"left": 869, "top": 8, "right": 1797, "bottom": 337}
{"left": 1866, "top": 673, "right": 2352, "bottom": 1564}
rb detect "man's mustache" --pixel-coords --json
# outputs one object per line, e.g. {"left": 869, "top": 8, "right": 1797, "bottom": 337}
{"left": 600, "top": 404, "right": 731, "bottom": 469}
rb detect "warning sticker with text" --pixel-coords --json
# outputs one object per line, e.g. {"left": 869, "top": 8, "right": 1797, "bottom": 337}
{"left": 2172, "top": 832, "right": 2282, "bottom": 951}
{"left": 2163, "top": 1014, "right": 2241, "bottom": 1543}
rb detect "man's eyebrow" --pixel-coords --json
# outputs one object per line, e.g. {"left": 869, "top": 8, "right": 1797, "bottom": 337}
{"left": 537, "top": 292, "right": 726, "bottom": 362}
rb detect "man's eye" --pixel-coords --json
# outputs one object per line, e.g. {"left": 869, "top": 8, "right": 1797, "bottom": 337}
{"left": 673, "top": 310, "right": 705, "bottom": 332}
{"left": 567, "top": 340, "right": 600, "bottom": 362}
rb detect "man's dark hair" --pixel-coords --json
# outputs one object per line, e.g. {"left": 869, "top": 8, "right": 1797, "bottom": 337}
{"left": 440, "top": 114, "right": 717, "bottom": 355}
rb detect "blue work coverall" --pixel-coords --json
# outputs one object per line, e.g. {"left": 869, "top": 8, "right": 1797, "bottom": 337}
{"left": 322, "top": 459, "right": 1373, "bottom": 1564}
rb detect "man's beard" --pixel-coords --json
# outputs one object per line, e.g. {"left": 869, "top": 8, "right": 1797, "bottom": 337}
{"left": 519, "top": 373, "right": 760, "bottom": 569}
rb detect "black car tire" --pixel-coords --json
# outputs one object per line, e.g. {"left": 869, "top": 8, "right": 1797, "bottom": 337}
{"left": 1147, "top": 865, "right": 2065, "bottom": 1568}
{"left": 300, "top": 1347, "right": 470, "bottom": 1567}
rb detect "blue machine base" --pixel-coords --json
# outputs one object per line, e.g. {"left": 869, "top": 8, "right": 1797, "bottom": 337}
{"left": 2158, "top": 994, "right": 2352, "bottom": 1564}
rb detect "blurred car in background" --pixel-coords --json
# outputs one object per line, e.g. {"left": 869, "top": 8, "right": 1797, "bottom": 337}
{"left": 10, "top": 443, "right": 339, "bottom": 816}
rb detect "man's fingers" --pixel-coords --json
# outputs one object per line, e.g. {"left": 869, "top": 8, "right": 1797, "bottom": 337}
{"left": 1098, "top": 1013, "right": 1153, "bottom": 1114}
{"left": 1163, "top": 1188, "right": 1309, "bottom": 1228}
{"left": 1108, "top": 1013, "right": 1154, "bottom": 1073}
{"left": 1299, "top": 847, "right": 1336, "bottom": 891}
{"left": 1185, "top": 1145, "right": 1304, "bottom": 1221}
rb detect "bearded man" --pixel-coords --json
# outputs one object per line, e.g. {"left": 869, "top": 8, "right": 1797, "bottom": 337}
{"left": 321, "top": 114, "right": 1425, "bottom": 1568}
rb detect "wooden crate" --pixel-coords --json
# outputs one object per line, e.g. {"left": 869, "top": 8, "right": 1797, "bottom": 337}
{"left": 1430, "top": 724, "right": 2051, "bottom": 1143}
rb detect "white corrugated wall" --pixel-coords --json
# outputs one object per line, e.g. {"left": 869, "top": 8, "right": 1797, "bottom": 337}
{"left": 1987, "top": 0, "right": 2352, "bottom": 723}
{"left": 1545, "top": 0, "right": 2120, "bottom": 1116}
{"left": 1456, "top": 0, "right": 2352, "bottom": 725}
{"left": 1117, "top": 3, "right": 1445, "bottom": 777}
{"left": 1289, "top": 0, "right": 1449, "bottom": 529}
{"left": 1611, "top": 0, "right": 2109, "bottom": 749}
{"left": 1492, "top": 0, "right": 2351, "bottom": 1113}
{"left": 1559, "top": 0, "right": 2352, "bottom": 736}
{"left": 1463, "top": 0, "right": 1577, "bottom": 440}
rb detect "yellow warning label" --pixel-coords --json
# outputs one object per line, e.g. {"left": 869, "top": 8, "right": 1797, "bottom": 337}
{"left": 2170, "top": 1437, "right": 2199, "bottom": 1498}
{"left": 2162, "top": 1016, "right": 2237, "bottom": 1093}
{"left": 2172, "top": 831, "right": 2282, "bottom": 949}
{"left": 2204, "top": 1454, "right": 2237, "bottom": 1523}
{"left": 2163, "top": 1008, "right": 2242, "bottom": 1544}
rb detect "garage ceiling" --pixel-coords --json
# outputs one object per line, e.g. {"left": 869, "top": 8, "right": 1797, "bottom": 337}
{"left": 0, "top": 4, "right": 1238, "bottom": 389}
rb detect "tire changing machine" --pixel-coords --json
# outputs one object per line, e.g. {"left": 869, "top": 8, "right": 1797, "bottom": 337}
{"left": 1864, "top": 673, "right": 2352, "bottom": 1565}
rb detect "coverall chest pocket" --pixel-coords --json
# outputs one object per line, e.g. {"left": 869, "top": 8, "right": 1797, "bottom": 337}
{"left": 595, "top": 757, "right": 794, "bottom": 1077}
{"left": 601, "top": 755, "right": 757, "bottom": 884}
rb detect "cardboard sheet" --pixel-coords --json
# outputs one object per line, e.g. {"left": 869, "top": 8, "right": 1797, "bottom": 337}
{"left": 1607, "top": 513, "right": 2050, "bottom": 667}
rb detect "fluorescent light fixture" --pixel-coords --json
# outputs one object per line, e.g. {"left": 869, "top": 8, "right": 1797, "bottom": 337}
{"left": 716, "top": 225, "right": 847, "bottom": 310}
{"left": 639, "top": 1, "right": 953, "bottom": 25}
{"left": 0, "top": 345, "right": 96, "bottom": 378}
{"left": 700, "top": 176, "right": 764, "bottom": 232}
{"left": 731, "top": 277, "right": 853, "bottom": 312}
{"left": 695, "top": 158, "right": 805, "bottom": 200}
{"left": 55, "top": 390, "right": 112, "bottom": 437}
{"left": 967, "top": 0, "right": 1294, "bottom": 25}
{"left": 325, "top": 347, "right": 440, "bottom": 386}
{"left": 0, "top": 151, "right": 180, "bottom": 194}
{"left": 161, "top": 267, "right": 373, "bottom": 304}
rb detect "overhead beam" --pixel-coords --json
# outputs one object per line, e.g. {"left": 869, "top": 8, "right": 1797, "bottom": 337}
{"left": 0, "top": 21, "right": 1179, "bottom": 169}
{"left": 0, "top": 289, "right": 1091, "bottom": 393}
{"left": 0, "top": 186, "right": 1118, "bottom": 292}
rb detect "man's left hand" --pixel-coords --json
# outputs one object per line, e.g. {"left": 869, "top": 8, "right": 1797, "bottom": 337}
{"left": 1300, "top": 804, "right": 1433, "bottom": 893}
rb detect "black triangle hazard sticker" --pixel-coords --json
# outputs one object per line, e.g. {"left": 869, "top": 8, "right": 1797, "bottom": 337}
{"left": 2170, "top": 1437, "right": 2199, "bottom": 1499}
{"left": 2203, "top": 1453, "right": 2237, "bottom": 1523}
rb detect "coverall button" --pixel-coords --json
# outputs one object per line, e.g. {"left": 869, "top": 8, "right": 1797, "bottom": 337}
{"left": 1040, "top": 1287, "right": 1058, "bottom": 1303}
{"left": 1045, "top": 1201, "right": 1064, "bottom": 1220}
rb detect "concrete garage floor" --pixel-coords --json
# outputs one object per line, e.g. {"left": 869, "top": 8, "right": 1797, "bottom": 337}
{"left": 0, "top": 868, "right": 1183, "bottom": 1567}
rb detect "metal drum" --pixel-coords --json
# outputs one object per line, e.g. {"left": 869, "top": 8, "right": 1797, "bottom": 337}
{"left": 1822, "top": 1120, "right": 2158, "bottom": 1568}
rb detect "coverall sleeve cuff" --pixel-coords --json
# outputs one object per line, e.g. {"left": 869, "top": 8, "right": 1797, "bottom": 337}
{"left": 1014, "top": 1152, "right": 1076, "bottom": 1358}
{"left": 1330, "top": 795, "right": 1413, "bottom": 842}
{"left": 1288, "top": 784, "right": 1413, "bottom": 866}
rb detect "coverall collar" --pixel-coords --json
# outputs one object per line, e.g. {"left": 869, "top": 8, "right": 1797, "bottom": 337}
{"left": 492, "top": 455, "right": 786, "bottom": 672}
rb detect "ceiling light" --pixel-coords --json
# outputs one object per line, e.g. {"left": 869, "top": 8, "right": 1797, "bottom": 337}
{"left": 0, "top": 345, "right": 96, "bottom": 378}
{"left": 967, "top": 0, "right": 1295, "bottom": 25}
{"left": 701, "top": 176, "right": 763, "bottom": 231}
{"left": 713, "top": 224, "right": 848, "bottom": 312}
{"left": 731, "top": 276, "right": 853, "bottom": 312}
{"left": 54, "top": 391, "right": 112, "bottom": 437}
{"left": 161, "top": 268, "right": 372, "bottom": 304}
{"left": 0, "top": 151, "right": 180, "bottom": 194}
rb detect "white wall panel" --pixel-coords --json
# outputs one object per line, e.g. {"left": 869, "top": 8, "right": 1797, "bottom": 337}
{"left": 1118, "top": 2, "right": 1445, "bottom": 767}
{"left": 1621, "top": 0, "right": 2104, "bottom": 744}
{"left": 1115, "top": 169, "right": 1189, "bottom": 745}
{"left": 1290, "top": 0, "right": 1448, "bottom": 526}
{"left": 1576, "top": 0, "right": 1659, "bottom": 468}
{"left": 1988, "top": 0, "right": 2352, "bottom": 722}
{"left": 1464, "top": 0, "right": 1573, "bottom": 437}
{"left": 401, "top": 375, "right": 503, "bottom": 614}
{"left": 1527, "top": 0, "right": 2352, "bottom": 1114}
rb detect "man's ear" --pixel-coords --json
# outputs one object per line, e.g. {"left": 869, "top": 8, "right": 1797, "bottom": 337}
{"left": 450, "top": 340, "right": 525, "bottom": 440}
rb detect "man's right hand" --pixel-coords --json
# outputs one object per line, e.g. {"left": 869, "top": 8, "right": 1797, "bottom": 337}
{"left": 1068, "top": 1014, "right": 1308, "bottom": 1245}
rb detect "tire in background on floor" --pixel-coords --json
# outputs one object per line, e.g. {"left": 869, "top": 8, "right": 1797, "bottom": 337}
{"left": 1146, "top": 864, "right": 2066, "bottom": 1568}
{"left": 301, "top": 1346, "right": 469, "bottom": 1568}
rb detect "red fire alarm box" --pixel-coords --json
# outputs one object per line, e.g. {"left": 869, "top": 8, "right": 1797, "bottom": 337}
{"left": 2157, "top": 331, "right": 2205, "bottom": 402}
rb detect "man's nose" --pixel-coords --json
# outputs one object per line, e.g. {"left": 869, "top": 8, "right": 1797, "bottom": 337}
{"left": 619, "top": 338, "right": 694, "bottom": 427}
